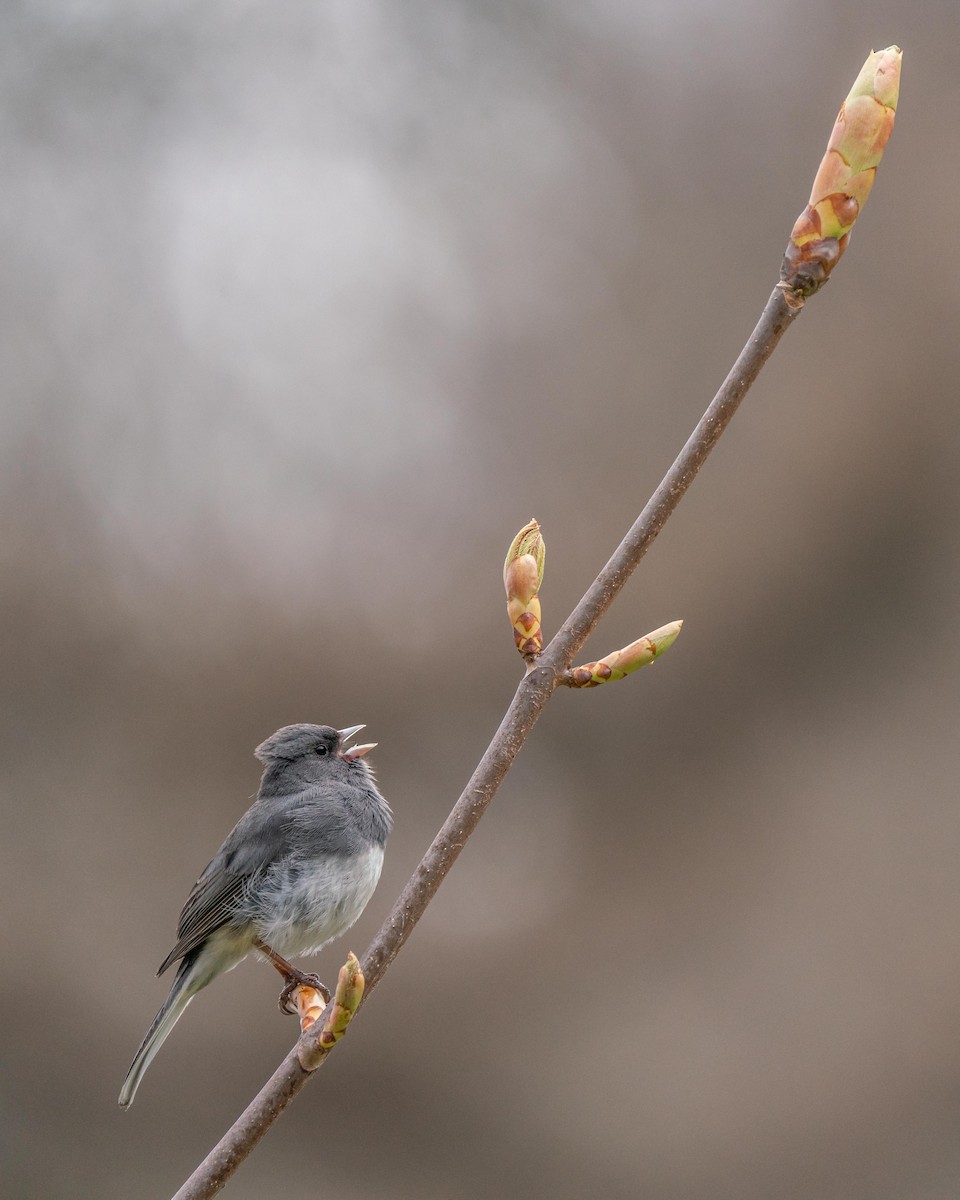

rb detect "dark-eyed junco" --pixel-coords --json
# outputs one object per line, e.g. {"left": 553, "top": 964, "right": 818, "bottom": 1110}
{"left": 119, "top": 723, "right": 391, "bottom": 1108}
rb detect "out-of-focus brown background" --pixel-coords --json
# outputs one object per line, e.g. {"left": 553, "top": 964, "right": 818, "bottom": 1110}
{"left": 3, "top": 3, "right": 959, "bottom": 1198}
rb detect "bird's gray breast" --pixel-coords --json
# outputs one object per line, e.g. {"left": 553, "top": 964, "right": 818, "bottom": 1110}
{"left": 251, "top": 844, "right": 385, "bottom": 958}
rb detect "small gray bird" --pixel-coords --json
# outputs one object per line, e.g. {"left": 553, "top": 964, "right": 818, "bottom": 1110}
{"left": 119, "top": 723, "right": 391, "bottom": 1108}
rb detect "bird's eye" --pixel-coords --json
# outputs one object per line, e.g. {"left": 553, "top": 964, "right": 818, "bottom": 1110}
{"left": 316, "top": 745, "right": 329, "bottom": 757}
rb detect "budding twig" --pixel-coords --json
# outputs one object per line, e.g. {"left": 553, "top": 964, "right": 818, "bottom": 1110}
{"left": 172, "top": 47, "right": 902, "bottom": 1200}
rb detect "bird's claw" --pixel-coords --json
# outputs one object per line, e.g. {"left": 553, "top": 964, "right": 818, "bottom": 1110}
{"left": 278, "top": 972, "right": 330, "bottom": 1016}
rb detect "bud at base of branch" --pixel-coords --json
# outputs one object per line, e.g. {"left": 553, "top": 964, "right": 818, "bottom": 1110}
{"left": 318, "top": 952, "right": 365, "bottom": 1049}
{"left": 297, "top": 953, "right": 365, "bottom": 1071}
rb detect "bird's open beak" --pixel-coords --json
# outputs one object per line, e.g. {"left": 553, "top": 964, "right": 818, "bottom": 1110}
{"left": 338, "top": 725, "right": 378, "bottom": 760}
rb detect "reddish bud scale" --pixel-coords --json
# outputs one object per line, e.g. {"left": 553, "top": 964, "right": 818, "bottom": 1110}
{"left": 570, "top": 663, "right": 612, "bottom": 688}
{"left": 509, "top": 598, "right": 543, "bottom": 656}
{"left": 296, "top": 986, "right": 327, "bottom": 1032}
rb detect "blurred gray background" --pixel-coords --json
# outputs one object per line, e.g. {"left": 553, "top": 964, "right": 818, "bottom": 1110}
{"left": 3, "top": 2, "right": 959, "bottom": 1198}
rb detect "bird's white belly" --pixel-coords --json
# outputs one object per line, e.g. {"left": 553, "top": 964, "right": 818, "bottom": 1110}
{"left": 253, "top": 845, "right": 384, "bottom": 959}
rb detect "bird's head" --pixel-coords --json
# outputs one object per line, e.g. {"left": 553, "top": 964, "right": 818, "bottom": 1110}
{"left": 255, "top": 723, "right": 377, "bottom": 792}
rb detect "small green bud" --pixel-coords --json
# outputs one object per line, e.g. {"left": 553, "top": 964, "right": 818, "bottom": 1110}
{"left": 565, "top": 621, "right": 683, "bottom": 688}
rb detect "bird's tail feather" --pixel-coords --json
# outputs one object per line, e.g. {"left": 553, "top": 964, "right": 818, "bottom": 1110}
{"left": 118, "top": 956, "right": 196, "bottom": 1108}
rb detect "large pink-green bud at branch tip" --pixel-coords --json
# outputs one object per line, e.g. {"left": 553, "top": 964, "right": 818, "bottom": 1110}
{"left": 563, "top": 621, "right": 682, "bottom": 688}
{"left": 504, "top": 519, "right": 545, "bottom": 659}
{"left": 781, "top": 46, "right": 901, "bottom": 301}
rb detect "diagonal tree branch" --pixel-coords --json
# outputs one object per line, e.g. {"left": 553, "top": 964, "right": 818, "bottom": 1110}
{"left": 173, "top": 45, "right": 902, "bottom": 1196}
{"left": 172, "top": 284, "right": 800, "bottom": 1200}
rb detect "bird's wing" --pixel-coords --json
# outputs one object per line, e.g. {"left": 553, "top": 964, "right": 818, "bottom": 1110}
{"left": 155, "top": 795, "right": 301, "bottom": 975}
{"left": 156, "top": 865, "right": 251, "bottom": 975}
